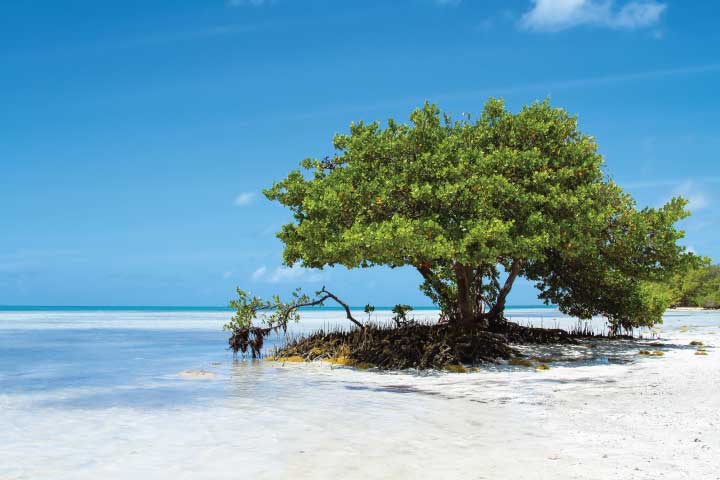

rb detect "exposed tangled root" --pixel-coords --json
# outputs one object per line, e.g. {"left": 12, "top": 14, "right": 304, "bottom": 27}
{"left": 267, "top": 322, "right": 578, "bottom": 370}
{"left": 491, "top": 321, "right": 578, "bottom": 344}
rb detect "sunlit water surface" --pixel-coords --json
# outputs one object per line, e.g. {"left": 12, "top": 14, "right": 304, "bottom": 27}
{"left": 1, "top": 307, "right": 718, "bottom": 479}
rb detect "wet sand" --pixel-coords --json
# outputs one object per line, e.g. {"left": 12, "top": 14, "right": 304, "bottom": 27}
{"left": 1, "top": 308, "right": 718, "bottom": 479}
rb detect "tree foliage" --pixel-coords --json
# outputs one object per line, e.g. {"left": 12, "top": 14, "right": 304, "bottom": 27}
{"left": 224, "top": 287, "right": 364, "bottom": 357}
{"left": 657, "top": 261, "right": 720, "bottom": 309}
{"left": 680, "top": 264, "right": 720, "bottom": 308}
{"left": 264, "top": 99, "right": 694, "bottom": 330}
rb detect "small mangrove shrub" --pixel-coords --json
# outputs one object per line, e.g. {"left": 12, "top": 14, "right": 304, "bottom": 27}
{"left": 225, "top": 286, "right": 364, "bottom": 358}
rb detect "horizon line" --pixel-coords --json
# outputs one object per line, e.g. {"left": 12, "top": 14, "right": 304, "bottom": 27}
{"left": 0, "top": 304, "right": 556, "bottom": 311}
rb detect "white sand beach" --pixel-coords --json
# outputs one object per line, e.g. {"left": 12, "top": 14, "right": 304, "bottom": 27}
{"left": 1, "top": 308, "right": 718, "bottom": 479}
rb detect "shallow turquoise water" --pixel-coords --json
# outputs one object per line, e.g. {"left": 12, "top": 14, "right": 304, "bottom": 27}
{"left": 0, "top": 306, "right": 566, "bottom": 408}
{"left": 2, "top": 308, "right": 716, "bottom": 479}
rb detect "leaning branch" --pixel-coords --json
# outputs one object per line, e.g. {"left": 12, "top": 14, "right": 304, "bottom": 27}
{"left": 416, "top": 265, "right": 453, "bottom": 307}
{"left": 255, "top": 294, "right": 334, "bottom": 336}
{"left": 228, "top": 287, "right": 365, "bottom": 356}
{"left": 250, "top": 288, "right": 365, "bottom": 336}
{"left": 320, "top": 287, "right": 365, "bottom": 330}
{"left": 484, "top": 260, "right": 522, "bottom": 319}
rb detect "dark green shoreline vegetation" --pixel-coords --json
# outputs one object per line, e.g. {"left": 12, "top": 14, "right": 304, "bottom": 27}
{"left": 647, "top": 263, "right": 720, "bottom": 309}
{"left": 225, "top": 98, "right": 699, "bottom": 370}
{"left": 225, "top": 287, "right": 627, "bottom": 370}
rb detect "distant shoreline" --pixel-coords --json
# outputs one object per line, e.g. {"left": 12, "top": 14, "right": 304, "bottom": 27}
{"left": 2, "top": 305, "right": 716, "bottom": 313}
{"left": 0, "top": 305, "right": 557, "bottom": 312}
{"left": 670, "top": 306, "right": 718, "bottom": 312}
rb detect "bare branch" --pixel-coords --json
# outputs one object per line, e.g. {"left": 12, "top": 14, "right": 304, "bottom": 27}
{"left": 484, "top": 260, "right": 522, "bottom": 320}
{"left": 227, "top": 287, "right": 364, "bottom": 357}
{"left": 320, "top": 287, "right": 365, "bottom": 329}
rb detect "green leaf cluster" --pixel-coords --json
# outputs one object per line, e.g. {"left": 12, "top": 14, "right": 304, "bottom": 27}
{"left": 264, "top": 99, "right": 694, "bottom": 329}
{"left": 224, "top": 287, "right": 309, "bottom": 333}
{"left": 391, "top": 304, "right": 413, "bottom": 327}
{"left": 658, "top": 262, "right": 720, "bottom": 308}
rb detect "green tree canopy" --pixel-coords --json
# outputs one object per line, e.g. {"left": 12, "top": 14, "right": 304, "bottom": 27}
{"left": 666, "top": 261, "right": 720, "bottom": 308}
{"left": 265, "top": 99, "right": 694, "bottom": 330}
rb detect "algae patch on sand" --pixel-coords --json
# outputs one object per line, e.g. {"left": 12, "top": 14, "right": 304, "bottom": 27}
{"left": 267, "top": 356, "right": 305, "bottom": 363}
{"left": 444, "top": 364, "right": 468, "bottom": 373}
{"left": 508, "top": 358, "right": 533, "bottom": 367}
{"left": 638, "top": 350, "right": 664, "bottom": 357}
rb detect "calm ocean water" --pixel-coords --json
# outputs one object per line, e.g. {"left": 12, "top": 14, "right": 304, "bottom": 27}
{"left": 0, "top": 306, "right": 561, "bottom": 403}
{"left": 2, "top": 307, "right": 716, "bottom": 479}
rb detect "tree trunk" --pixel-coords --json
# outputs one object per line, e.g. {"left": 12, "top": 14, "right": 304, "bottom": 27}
{"left": 418, "top": 261, "right": 523, "bottom": 330}
{"left": 453, "top": 263, "right": 475, "bottom": 326}
{"left": 485, "top": 260, "right": 522, "bottom": 328}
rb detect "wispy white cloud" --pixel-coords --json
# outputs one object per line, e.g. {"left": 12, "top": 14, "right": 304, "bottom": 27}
{"left": 268, "top": 266, "right": 323, "bottom": 283}
{"left": 519, "top": 0, "right": 666, "bottom": 32}
{"left": 612, "top": 1, "right": 666, "bottom": 28}
{"left": 685, "top": 219, "right": 717, "bottom": 233}
{"left": 625, "top": 179, "right": 714, "bottom": 213}
{"left": 672, "top": 181, "right": 709, "bottom": 212}
{"left": 261, "top": 223, "right": 282, "bottom": 236}
{"left": 85, "top": 24, "right": 263, "bottom": 52}
{"left": 270, "top": 62, "right": 720, "bottom": 124}
{"left": 251, "top": 266, "right": 268, "bottom": 280}
{"left": 688, "top": 194, "right": 709, "bottom": 211}
{"left": 251, "top": 265, "right": 324, "bottom": 284}
{"left": 621, "top": 177, "right": 720, "bottom": 190}
{"left": 234, "top": 192, "right": 255, "bottom": 206}
{"left": 227, "top": 0, "right": 271, "bottom": 6}
{"left": 0, "top": 249, "right": 81, "bottom": 273}
{"left": 422, "top": 63, "right": 720, "bottom": 110}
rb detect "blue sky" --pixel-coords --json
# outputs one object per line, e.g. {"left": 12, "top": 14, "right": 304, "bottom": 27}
{"left": 1, "top": 0, "right": 719, "bottom": 307}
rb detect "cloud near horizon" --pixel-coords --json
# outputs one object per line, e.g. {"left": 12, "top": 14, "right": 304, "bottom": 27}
{"left": 672, "top": 181, "right": 710, "bottom": 213}
{"left": 234, "top": 192, "right": 255, "bottom": 206}
{"left": 230, "top": 0, "right": 461, "bottom": 8}
{"left": 251, "top": 265, "right": 325, "bottom": 284}
{"left": 226, "top": 0, "right": 270, "bottom": 6}
{"left": 519, "top": 0, "right": 666, "bottom": 32}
